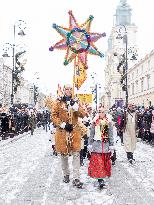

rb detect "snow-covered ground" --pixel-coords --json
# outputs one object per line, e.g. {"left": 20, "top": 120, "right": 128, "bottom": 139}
{"left": 0, "top": 129, "right": 154, "bottom": 205}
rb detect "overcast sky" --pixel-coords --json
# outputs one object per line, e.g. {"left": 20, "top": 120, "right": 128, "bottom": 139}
{"left": 0, "top": 0, "right": 154, "bottom": 95}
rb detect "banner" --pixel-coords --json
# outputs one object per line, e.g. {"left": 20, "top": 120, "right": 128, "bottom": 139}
{"left": 77, "top": 94, "right": 93, "bottom": 103}
{"left": 75, "top": 59, "right": 87, "bottom": 89}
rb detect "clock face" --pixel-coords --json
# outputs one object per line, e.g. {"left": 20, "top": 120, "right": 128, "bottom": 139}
{"left": 66, "top": 28, "right": 91, "bottom": 54}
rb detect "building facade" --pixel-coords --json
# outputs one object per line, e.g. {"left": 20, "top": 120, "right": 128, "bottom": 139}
{"left": 0, "top": 58, "right": 12, "bottom": 107}
{"left": 102, "top": 0, "right": 138, "bottom": 108}
{"left": 14, "top": 79, "right": 34, "bottom": 105}
{"left": 14, "top": 79, "right": 46, "bottom": 109}
{"left": 0, "top": 58, "right": 46, "bottom": 109}
{"left": 128, "top": 50, "right": 154, "bottom": 107}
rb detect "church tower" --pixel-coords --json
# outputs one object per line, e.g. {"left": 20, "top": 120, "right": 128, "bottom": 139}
{"left": 103, "top": 0, "right": 138, "bottom": 108}
{"left": 116, "top": 0, "right": 132, "bottom": 26}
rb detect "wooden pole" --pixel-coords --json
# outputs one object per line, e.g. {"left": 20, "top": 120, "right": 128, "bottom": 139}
{"left": 70, "top": 56, "right": 77, "bottom": 124}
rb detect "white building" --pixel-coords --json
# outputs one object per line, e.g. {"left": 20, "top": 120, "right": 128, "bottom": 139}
{"left": 14, "top": 78, "right": 34, "bottom": 105}
{"left": 0, "top": 58, "right": 46, "bottom": 109}
{"left": 37, "top": 91, "right": 46, "bottom": 110}
{"left": 102, "top": 0, "right": 138, "bottom": 108}
{"left": 0, "top": 58, "right": 12, "bottom": 107}
{"left": 128, "top": 50, "right": 154, "bottom": 107}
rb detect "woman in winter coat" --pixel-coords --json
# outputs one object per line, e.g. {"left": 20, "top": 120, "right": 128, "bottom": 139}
{"left": 88, "top": 107, "right": 114, "bottom": 189}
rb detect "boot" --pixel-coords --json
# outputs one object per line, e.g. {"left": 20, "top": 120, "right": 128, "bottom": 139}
{"left": 98, "top": 179, "right": 105, "bottom": 189}
{"left": 128, "top": 152, "right": 135, "bottom": 164}
{"left": 72, "top": 179, "right": 83, "bottom": 188}
{"left": 63, "top": 175, "right": 70, "bottom": 183}
{"left": 151, "top": 139, "right": 154, "bottom": 146}
{"left": 128, "top": 158, "right": 133, "bottom": 164}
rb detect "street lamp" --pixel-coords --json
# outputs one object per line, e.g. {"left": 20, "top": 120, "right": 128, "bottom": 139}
{"left": 34, "top": 85, "right": 39, "bottom": 105}
{"left": 115, "top": 25, "right": 137, "bottom": 107}
{"left": 90, "top": 72, "right": 101, "bottom": 110}
{"left": 2, "top": 20, "right": 27, "bottom": 105}
{"left": 33, "top": 73, "right": 40, "bottom": 106}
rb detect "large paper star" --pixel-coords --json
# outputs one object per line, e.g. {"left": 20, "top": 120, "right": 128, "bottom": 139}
{"left": 49, "top": 10, "right": 106, "bottom": 69}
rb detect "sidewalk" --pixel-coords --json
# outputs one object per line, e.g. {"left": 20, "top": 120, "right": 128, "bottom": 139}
{"left": 0, "top": 131, "right": 31, "bottom": 147}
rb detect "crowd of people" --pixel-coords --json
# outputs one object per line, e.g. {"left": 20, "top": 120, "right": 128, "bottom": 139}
{"left": 1, "top": 87, "right": 154, "bottom": 191}
{"left": 0, "top": 104, "right": 51, "bottom": 140}
{"left": 111, "top": 105, "right": 154, "bottom": 146}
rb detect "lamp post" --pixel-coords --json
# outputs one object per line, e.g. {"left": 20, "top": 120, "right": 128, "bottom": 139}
{"left": 124, "top": 28, "right": 128, "bottom": 107}
{"left": 115, "top": 25, "right": 137, "bottom": 107}
{"left": 91, "top": 72, "right": 101, "bottom": 110}
{"left": 115, "top": 25, "right": 128, "bottom": 107}
{"left": 2, "top": 20, "right": 26, "bottom": 105}
{"left": 34, "top": 84, "right": 39, "bottom": 105}
{"left": 33, "top": 72, "right": 40, "bottom": 106}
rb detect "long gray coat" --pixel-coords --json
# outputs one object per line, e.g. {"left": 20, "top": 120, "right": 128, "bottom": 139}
{"left": 124, "top": 112, "right": 137, "bottom": 153}
{"left": 88, "top": 122, "right": 114, "bottom": 153}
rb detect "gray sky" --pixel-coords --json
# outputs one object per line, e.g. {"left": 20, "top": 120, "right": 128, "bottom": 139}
{"left": 0, "top": 0, "right": 154, "bottom": 95}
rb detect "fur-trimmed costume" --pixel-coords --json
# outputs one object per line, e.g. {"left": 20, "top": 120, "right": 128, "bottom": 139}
{"left": 51, "top": 96, "right": 86, "bottom": 155}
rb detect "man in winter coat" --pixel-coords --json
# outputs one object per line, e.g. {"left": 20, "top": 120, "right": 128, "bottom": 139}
{"left": 52, "top": 84, "right": 86, "bottom": 188}
{"left": 123, "top": 104, "right": 137, "bottom": 164}
{"left": 28, "top": 111, "right": 36, "bottom": 135}
{"left": 0, "top": 112, "right": 9, "bottom": 140}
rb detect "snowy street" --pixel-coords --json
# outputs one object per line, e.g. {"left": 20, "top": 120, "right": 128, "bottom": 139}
{"left": 0, "top": 128, "right": 154, "bottom": 205}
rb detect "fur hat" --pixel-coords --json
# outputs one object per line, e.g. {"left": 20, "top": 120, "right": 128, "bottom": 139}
{"left": 63, "top": 84, "right": 72, "bottom": 90}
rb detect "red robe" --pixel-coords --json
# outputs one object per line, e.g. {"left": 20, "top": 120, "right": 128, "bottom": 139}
{"left": 88, "top": 118, "right": 111, "bottom": 178}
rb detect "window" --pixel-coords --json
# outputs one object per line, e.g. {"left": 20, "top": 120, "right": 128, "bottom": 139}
{"left": 148, "top": 60, "right": 150, "bottom": 70}
{"left": 132, "top": 83, "right": 134, "bottom": 95}
{"left": 141, "top": 79, "right": 144, "bottom": 92}
{"left": 136, "top": 81, "right": 138, "bottom": 93}
{"left": 147, "top": 75, "right": 150, "bottom": 90}
{"left": 141, "top": 65, "right": 143, "bottom": 73}
{"left": 128, "top": 85, "right": 130, "bottom": 95}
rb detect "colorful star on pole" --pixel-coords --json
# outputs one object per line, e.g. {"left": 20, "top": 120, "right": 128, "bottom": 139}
{"left": 49, "top": 10, "right": 106, "bottom": 69}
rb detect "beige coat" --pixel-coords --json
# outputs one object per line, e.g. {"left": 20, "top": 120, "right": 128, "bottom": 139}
{"left": 52, "top": 99, "right": 86, "bottom": 155}
{"left": 124, "top": 112, "right": 137, "bottom": 152}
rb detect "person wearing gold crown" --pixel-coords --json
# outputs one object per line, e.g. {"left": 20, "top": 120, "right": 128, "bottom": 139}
{"left": 87, "top": 107, "right": 114, "bottom": 189}
{"left": 51, "top": 84, "right": 86, "bottom": 188}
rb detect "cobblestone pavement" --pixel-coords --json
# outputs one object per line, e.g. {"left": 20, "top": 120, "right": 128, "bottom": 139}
{"left": 0, "top": 129, "right": 154, "bottom": 205}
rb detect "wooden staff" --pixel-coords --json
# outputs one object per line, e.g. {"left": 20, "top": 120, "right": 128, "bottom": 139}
{"left": 67, "top": 56, "right": 77, "bottom": 153}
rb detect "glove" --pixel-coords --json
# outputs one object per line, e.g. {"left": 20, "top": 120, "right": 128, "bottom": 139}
{"left": 60, "top": 122, "right": 66, "bottom": 129}
{"left": 109, "top": 146, "right": 115, "bottom": 154}
{"left": 87, "top": 144, "right": 93, "bottom": 152}
{"left": 70, "top": 99, "right": 75, "bottom": 106}
{"left": 84, "top": 121, "right": 90, "bottom": 127}
{"left": 72, "top": 102, "right": 79, "bottom": 111}
{"left": 65, "top": 122, "right": 73, "bottom": 132}
{"left": 109, "top": 146, "right": 115, "bottom": 151}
